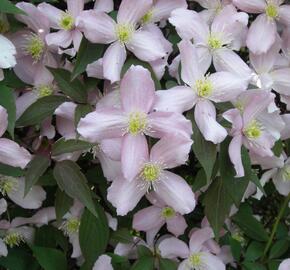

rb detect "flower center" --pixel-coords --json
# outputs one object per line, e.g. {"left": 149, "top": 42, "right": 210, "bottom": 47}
{"left": 266, "top": 4, "right": 278, "bottom": 19}
{"left": 189, "top": 253, "right": 203, "bottom": 269}
{"left": 128, "top": 112, "right": 148, "bottom": 135}
{"left": 0, "top": 175, "right": 18, "bottom": 195}
{"left": 161, "top": 207, "right": 175, "bottom": 219}
{"left": 36, "top": 85, "right": 54, "bottom": 98}
{"left": 282, "top": 166, "right": 290, "bottom": 181}
{"left": 195, "top": 79, "right": 213, "bottom": 98}
{"left": 244, "top": 120, "right": 262, "bottom": 139}
{"left": 208, "top": 35, "right": 222, "bottom": 50}
{"left": 61, "top": 217, "right": 80, "bottom": 235}
{"left": 59, "top": 12, "right": 75, "bottom": 30}
{"left": 25, "top": 34, "right": 44, "bottom": 62}
{"left": 3, "top": 232, "right": 24, "bottom": 248}
{"left": 141, "top": 163, "right": 161, "bottom": 182}
{"left": 141, "top": 9, "right": 154, "bottom": 24}
{"left": 116, "top": 24, "right": 134, "bottom": 44}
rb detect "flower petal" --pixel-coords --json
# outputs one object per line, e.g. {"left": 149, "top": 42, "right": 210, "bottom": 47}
{"left": 158, "top": 237, "right": 189, "bottom": 259}
{"left": 166, "top": 214, "right": 187, "bottom": 237}
{"left": 0, "top": 105, "right": 8, "bottom": 137}
{"left": 278, "top": 259, "right": 290, "bottom": 270}
{"left": 152, "top": 0, "right": 187, "bottom": 22}
{"left": 229, "top": 135, "right": 244, "bottom": 177}
{"left": 93, "top": 254, "right": 113, "bottom": 270}
{"left": 0, "top": 35, "right": 16, "bottom": 69}
{"left": 0, "top": 239, "right": 7, "bottom": 257}
{"left": 278, "top": 5, "right": 290, "bottom": 26}
{"left": 189, "top": 227, "right": 214, "bottom": 253}
{"left": 94, "top": 0, "right": 114, "bottom": 13}
{"left": 45, "top": 30, "right": 73, "bottom": 48}
{"left": 232, "top": 0, "right": 266, "bottom": 13}
{"left": 38, "top": 3, "right": 62, "bottom": 29}
{"left": 271, "top": 68, "right": 290, "bottom": 96}
{"left": 67, "top": 0, "right": 84, "bottom": 18}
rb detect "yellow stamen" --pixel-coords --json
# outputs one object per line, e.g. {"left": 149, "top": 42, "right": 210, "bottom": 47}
{"left": 195, "top": 79, "right": 213, "bottom": 98}
{"left": 161, "top": 207, "right": 175, "bottom": 219}
{"left": 59, "top": 12, "right": 74, "bottom": 30}
{"left": 128, "top": 112, "right": 148, "bottom": 135}
{"left": 25, "top": 34, "right": 44, "bottom": 61}
{"left": 244, "top": 120, "right": 262, "bottom": 139}
{"left": 266, "top": 4, "right": 278, "bottom": 19}
{"left": 141, "top": 163, "right": 161, "bottom": 182}
{"left": 115, "top": 24, "right": 134, "bottom": 44}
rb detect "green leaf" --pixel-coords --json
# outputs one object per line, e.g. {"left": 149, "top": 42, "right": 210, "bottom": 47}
{"left": 130, "top": 257, "right": 155, "bottom": 270}
{"left": 245, "top": 242, "right": 264, "bottom": 261}
{"left": 49, "top": 68, "right": 87, "bottom": 103}
{"left": 111, "top": 228, "right": 134, "bottom": 244}
{"left": 204, "top": 177, "right": 233, "bottom": 238}
{"left": 0, "top": 0, "right": 26, "bottom": 14}
{"left": 71, "top": 38, "right": 104, "bottom": 80}
{"left": 16, "top": 95, "right": 68, "bottom": 126}
{"left": 0, "top": 84, "right": 16, "bottom": 137}
{"left": 52, "top": 138, "right": 94, "bottom": 156}
{"left": 137, "top": 246, "right": 152, "bottom": 258}
{"left": 121, "top": 57, "right": 161, "bottom": 89}
{"left": 0, "top": 163, "right": 24, "bottom": 177}
{"left": 269, "top": 240, "right": 289, "bottom": 259}
{"left": 243, "top": 262, "right": 267, "bottom": 270}
{"left": 24, "top": 155, "right": 50, "bottom": 195}
{"left": 233, "top": 205, "right": 269, "bottom": 242}
{"left": 32, "top": 246, "right": 67, "bottom": 270}
{"left": 53, "top": 160, "right": 97, "bottom": 217}
{"left": 192, "top": 168, "right": 207, "bottom": 192}
{"left": 79, "top": 207, "right": 109, "bottom": 268}
{"left": 220, "top": 138, "right": 251, "bottom": 206}
{"left": 188, "top": 111, "right": 217, "bottom": 183}
{"left": 229, "top": 238, "right": 242, "bottom": 261}
{"left": 272, "top": 140, "right": 283, "bottom": 157}
{"left": 55, "top": 189, "right": 73, "bottom": 223}
{"left": 159, "top": 258, "right": 178, "bottom": 270}
{"left": 74, "top": 104, "right": 92, "bottom": 128}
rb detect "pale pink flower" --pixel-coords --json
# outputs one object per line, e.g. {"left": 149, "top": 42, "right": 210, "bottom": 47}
{"left": 154, "top": 40, "right": 247, "bottom": 144}
{"left": 279, "top": 258, "right": 290, "bottom": 270}
{"left": 76, "top": 0, "right": 168, "bottom": 83}
{"left": 0, "top": 35, "right": 16, "bottom": 81}
{"left": 233, "top": 0, "right": 290, "bottom": 54}
{"left": 133, "top": 192, "right": 187, "bottom": 237}
{"left": 78, "top": 65, "right": 192, "bottom": 181}
{"left": 0, "top": 105, "right": 32, "bottom": 169}
{"left": 38, "top": 0, "right": 85, "bottom": 56}
{"left": 94, "top": 0, "right": 114, "bottom": 13}
{"left": 93, "top": 254, "right": 113, "bottom": 270}
{"left": 107, "top": 135, "right": 196, "bottom": 216}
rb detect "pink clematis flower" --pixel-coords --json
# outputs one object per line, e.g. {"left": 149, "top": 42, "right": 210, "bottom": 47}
{"left": 38, "top": 0, "right": 85, "bottom": 56}
{"left": 133, "top": 192, "right": 187, "bottom": 237}
{"left": 158, "top": 227, "right": 225, "bottom": 270}
{"left": 93, "top": 254, "right": 113, "bottom": 270}
{"left": 76, "top": 0, "right": 168, "bottom": 83}
{"left": 154, "top": 40, "right": 247, "bottom": 144}
{"left": 0, "top": 105, "right": 32, "bottom": 169}
{"left": 0, "top": 35, "right": 16, "bottom": 81}
{"left": 279, "top": 259, "right": 290, "bottom": 270}
{"left": 223, "top": 90, "right": 285, "bottom": 177}
{"left": 169, "top": 5, "right": 252, "bottom": 79}
{"left": 94, "top": 0, "right": 114, "bottom": 13}
{"left": 78, "top": 65, "right": 192, "bottom": 181}
{"left": 107, "top": 135, "right": 196, "bottom": 216}
{"left": 233, "top": 0, "right": 290, "bottom": 54}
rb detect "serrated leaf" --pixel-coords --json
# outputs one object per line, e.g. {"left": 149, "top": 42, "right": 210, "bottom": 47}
{"left": 0, "top": 0, "right": 26, "bottom": 14}
{"left": 32, "top": 246, "right": 67, "bottom": 270}
{"left": 55, "top": 189, "right": 73, "bottom": 223}
{"left": 71, "top": 38, "right": 104, "bottom": 80}
{"left": 53, "top": 160, "right": 97, "bottom": 217}
{"left": 204, "top": 177, "right": 233, "bottom": 238}
{"left": 130, "top": 257, "right": 155, "bottom": 270}
{"left": 0, "top": 84, "right": 16, "bottom": 138}
{"left": 79, "top": 207, "right": 109, "bottom": 268}
{"left": 52, "top": 138, "right": 94, "bottom": 156}
{"left": 16, "top": 95, "right": 68, "bottom": 126}
{"left": 24, "top": 155, "right": 50, "bottom": 195}
{"left": 49, "top": 68, "right": 87, "bottom": 103}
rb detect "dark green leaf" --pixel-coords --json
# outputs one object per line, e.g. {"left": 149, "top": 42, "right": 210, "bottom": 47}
{"left": 74, "top": 104, "right": 92, "bottom": 128}
{"left": 111, "top": 228, "right": 134, "bottom": 244}
{"left": 0, "top": 163, "right": 24, "bottom": 177}
{"left": 16, "top": 95, "right": 68, "bottom": 126}
{"left": 71, "top": 38, "right": 104, "bottom": 80}
{"left": 192, "top": 168, "right": 207, "bottom": 192}
{"left": 79, "top": 207, "right": 109, "bottom": 268}
{"left": 229, "top": 238, "right": 242, "bottom": 261}
{"left": 159, "top": 258, "right": 178, "bottom": 270}
{"left": 25, "top": 155, "right": 50, "bottom": 195}
{"left": 53, "top": 160, "right": 97, "bottom": 217}
{"left": 52, "top": 138, "right": 94, "bottom": 156}
{"left": 49, "top": 68, "right": 87, "bottom": 103}
{"left": 55, "top": 189, "right": 73, "bottom": 223}
{"left": 137, "top": 246, "right": 152, "bottom": 258}
{"left": 245, "top": 242, "right": 264, "bottom": 261}
{"left": 0, "top": 84, "right": 16, "bottom": 137}
{"left": 0, "top": 0, "right": 26, "bottom": 14}
{"left": 269, "top": 240, "right": 289, "bottom": 259}
{"left": 130, "top": 257, "right": 155, "bottom": 270}
{"left": 204, "top": 177, "right": 233, "bottom": 238}
{"left": 272, "top": 140, "right": 283, "bottom": 157}
{"left": 243, "top": 262, "right": 267, "bottom": 270}
{"left": 32, "top": 246, "right": 67, "bottom": 270}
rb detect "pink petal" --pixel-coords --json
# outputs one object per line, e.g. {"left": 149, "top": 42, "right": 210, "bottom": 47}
{"left": 45, "top": 30, "right": 73, "bottom": 48}
{"left": 133, "top": 206, "right": 164, "bottom": 231}
{"left": 194, "top": 0, "right": 220, "bottom": 9}
{"left": 103, "top": 42, "right": 127, "bottom": 83}
{"left": 72, "top": 30, "right": 82, "bottom": 52}
{"left": 246, "top": 14, "right": 277, "bottom": 54}
{"left": 0, "top": 105, "right": 8, "bottom": 137}
{"left": 67, "top": 0, "right": 84, "bottom": 18}
{"left": 273, "top": 171, "right": 290, "bottom": 196}
{"left": 0, "top": 239, "right": 8, "bottom": 257}
{"left": 166, "top": 214, "right": 187, "bottom": 236}
{"left": 152, "top": 0, "right": 187, "bottom": 22}
{"left": 76, "top": 10, "right": 117, "bottom": 44}
{"left": 189, "top": 227, "right": 214, "bottom": 253}
{"left": 100, "top": 138, "right": 122, "bottom": 161}
{"left": 38, "top": 3, "right": 62, "bottom": 29}
{"left": 0, "top": 35, "right": 16, "bottom": 69}
{"left": 179, "top": 39, "right": 203, "bottom": 86}
{"left": 93, "top": 255, "right": 113, "bottom": 270}
{"left": 107, "top": 177, "right": 145, "bottom": 216}
{"left": 16, "top": 91, "right": 38, "bottom": 120}
{"left": 117, "top": 0, "right": 152, "bottom": 25}
{"left": 94, "top": 0, "right": 114, "bottom": 13}
{"left": 86, "top": 58, "right": 104, "bottom": 79}
{"left": 156, "top": 171, "right": 196, "bottom": 214}
{"left": 0, "top": 138, "right": 31, "bottom": 169}
{"left": 278, "top": 5, "right": 290, "bottom": 26}
{"left": 271, "top": 68, "right": 290, "bottom": 95}
{"left": 194, "top": 100, "right": 227, "bottom": 144}
{"left": 77, "top": 109, "right": 127, "bottom": 142}
{"left": 158, "top": 237, "right": 189, "bottom": 259}
{"left": 120, "top": 65, "right": 155, "bottom": 113}
{"left": 153, "top": 86, "right": 196, "bottom": 113}
{"left": 229, "top": 135, "right": 244, "bottom": 177}
{"left": 150, "top": 135, "right": 192, "bottom": 169}
{"left": 121, "top": 134, "right": 149, "bottom": 182}
{"left": 202, "top": 252, "right": 226, "bottom": 270}
{"left": 278, "top": 259, "right": 290, "bottom": 270}
{"left": 232, "top": 0, "right": 266, "bottom": 13}
{"left": 127, "top": 29, "right": 167, "bottom": 62}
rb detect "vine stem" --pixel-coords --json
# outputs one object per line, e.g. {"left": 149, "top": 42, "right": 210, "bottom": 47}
{"left": 262, "top": 192, "right": 290, "bottom": 260}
